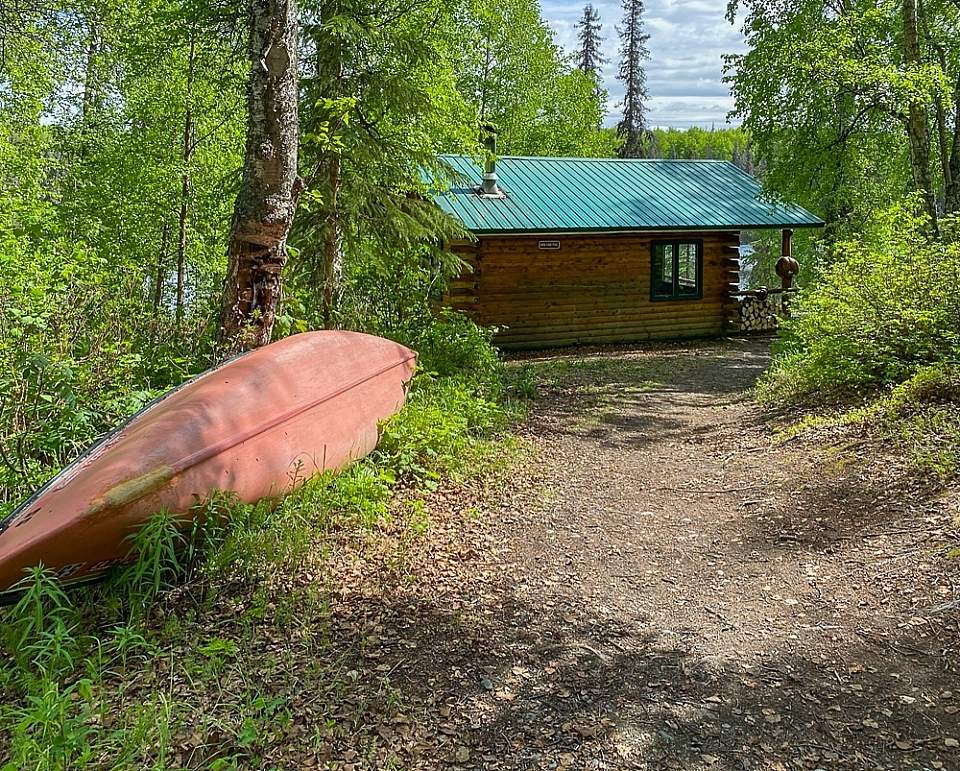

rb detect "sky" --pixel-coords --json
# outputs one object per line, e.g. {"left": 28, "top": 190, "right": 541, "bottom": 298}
{"left": 542, "top": 0, "right": 746, "bottom": 129}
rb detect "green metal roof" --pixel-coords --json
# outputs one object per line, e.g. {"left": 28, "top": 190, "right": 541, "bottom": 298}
{"left": 433, "top": 155, "right": 824, "bottom": 234}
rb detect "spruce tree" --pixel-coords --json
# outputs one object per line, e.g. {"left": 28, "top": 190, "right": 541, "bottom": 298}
{"left": 575, "top": 4, "right": 606, "bottom": 83}
{"left": 616, "top": 0, "right": 650, "bottom": 158}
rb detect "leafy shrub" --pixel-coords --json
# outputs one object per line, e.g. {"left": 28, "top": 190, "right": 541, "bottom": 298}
{"left": 195, "top": 464, "right": 396, "bottom": 584}
{"left": 321, "top": 239, "right": 504, "bottom": 392}
{"left": 375, "top": 373, "right": 508, "bottom": 484}
{"left": 759, "top": 200, "right": 960, "bottom": 403}
{"left": 112, "top": 511, "right": 187, "bottom": 614}
{"left": 0, "top": 236, "right": 208, "bottom": 517}
{"left": 330, "top": 245, "right": 464, "bottom": 333}
{"left": 319, "top": 462, "right": 395, "bottom": 526}
{"left": 3, "top": 677, "right": 97, "bottom": 771}
{"left": 399, "top": 309, "right": 501, "bottom": 385}
{"left": 2, "top": 567, "right": 80, "bottom": 684}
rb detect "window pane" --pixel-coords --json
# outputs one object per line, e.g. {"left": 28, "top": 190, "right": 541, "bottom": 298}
{"left": 677, "top": 243, "right": 699, "bottom": 296}
{"left": 653, "top": 244, "right": 674, "bottom": 297}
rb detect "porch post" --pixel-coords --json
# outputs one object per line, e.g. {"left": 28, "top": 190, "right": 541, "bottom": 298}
{"left": 776, "top": 228, "right": 799, "bottom": 317}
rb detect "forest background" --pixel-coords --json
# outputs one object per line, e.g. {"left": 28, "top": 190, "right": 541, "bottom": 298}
{"left": 3, "top": 0, "right": 960, "bottom": 515}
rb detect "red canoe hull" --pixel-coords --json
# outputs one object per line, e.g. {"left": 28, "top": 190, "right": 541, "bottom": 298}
{"left": 0, "top": 331, "right": 416, "bottom": 594}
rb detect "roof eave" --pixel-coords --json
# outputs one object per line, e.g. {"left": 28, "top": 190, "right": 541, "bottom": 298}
{"left": 463, "top": 222, "right": 827, "bottom": 236}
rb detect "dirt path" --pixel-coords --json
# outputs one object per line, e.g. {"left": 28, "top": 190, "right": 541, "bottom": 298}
{"left": 307, "top": 339, "right": 960, "bottom": 770}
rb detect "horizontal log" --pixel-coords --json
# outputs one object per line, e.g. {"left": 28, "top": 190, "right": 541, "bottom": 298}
{"left": 479, "top": 235, "right": 737, "bottom": 246}
{"left": 472, "top": 308, "right": 730, "bottom": 326}
{"left": 473, "top": 282, "right": 731, "bottom": 295}
{"left": 470, "top": 276, "right": 728, "bottom": 292}
{"left": 473, "top": 303, "right": 728, "bottom": 326}
{"left": 472, "top": 283, "right": 730, "bottom": 297}
{"left": 480, "top": 297, "right": 728, "bottom": 314}
{"left": 473, "top": 259, "right": 733, "bottom": 277}
{"left": 473, "top": 245, "right": 735, "bottom": 260}
{"left": 473, "top": 287, "right": 678, "bottom": 300}
{"left": 477, "top": 237, "right": 739, "bottom": 256}
{"left": 476, "top": 270, "right": 729, "bottom": 287}
{"left": 496, "top": 326, "right": 725, "bottom": 349}
{"left": 471, "top": 307, "right": 730, "bottom": 324}
{"left": 494, "top": 318, "right": 725, "bottom": 342}
{"left": 493, "top": 312, "right": 726, "bottom": 331}
{"left": 475, "top": 260, "right": 733, "bottom": 277}
{"left": 484, "top": 320, "right": 729, "bottom": 337}
{"left": 470, "top": 294, "right": 731, "bottom": 313}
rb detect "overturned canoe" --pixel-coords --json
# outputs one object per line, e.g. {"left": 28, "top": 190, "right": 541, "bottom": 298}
{"left": 0, "top": 331, "right": 416, "bottom": 595}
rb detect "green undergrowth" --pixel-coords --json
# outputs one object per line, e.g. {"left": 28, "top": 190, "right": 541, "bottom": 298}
{"left": 772, "top": 364, "right": 960, "bottom": 483}
{"left": 0, "top": 318, "right": 530, "bottom": 770}
{"left": 759, "top": 201, "right": 960, "bottom": 486}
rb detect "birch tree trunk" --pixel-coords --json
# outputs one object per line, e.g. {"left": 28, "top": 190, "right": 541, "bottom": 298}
{"left": 946, "top": 75, "right": 960, "bottom": 214}
{"left": 154, "top": 221, "right": 169, "bottom": 317}
{"left": 321, "top": 152, "right": 341, "bottom": 327}
{"left": 903, "top": 0, "right": 938, "bottom": 229}
{"left": 176, "top": 35, "right": 196, "bottom": 331}
{"left": 218, "top": 0, "right": 302, "bottom": 351}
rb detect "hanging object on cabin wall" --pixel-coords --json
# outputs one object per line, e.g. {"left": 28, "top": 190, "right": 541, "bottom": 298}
{"left": 538, "top": 240, "right": 561, "bottom": 250}
{"left": 776, "top": 228, "right": 800, "bottom": 290}
{"left": 776, "top": 228, "right": 800, "bottom": 317}
{"left": 776, "top": 256, "right": 800, "bottom": 290}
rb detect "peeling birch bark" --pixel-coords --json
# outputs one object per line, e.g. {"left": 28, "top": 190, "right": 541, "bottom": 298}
{"left": 219, "top": 0, "right": 302, "bottom": 352}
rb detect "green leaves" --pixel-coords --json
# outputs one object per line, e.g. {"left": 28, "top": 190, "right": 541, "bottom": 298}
{"left": 760, "top": 198, "right": 960, "bottom": 402}
{"left": 0, "top": 0, "right": 247, "bottom": 514}
{"left": 725, "top": 0, "right": 947, "bottom": 228}
{"left": 457, "top": 0, "right": 606, "bottom": 156}
{"left": 115, "top": 510, "right": 186, "bottom": 613}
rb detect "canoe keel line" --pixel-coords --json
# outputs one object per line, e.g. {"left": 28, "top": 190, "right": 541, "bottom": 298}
{"left": 0, "top": 331, "right": 417, "bottom": 598}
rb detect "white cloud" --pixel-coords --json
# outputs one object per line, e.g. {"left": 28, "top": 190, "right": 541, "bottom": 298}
{"left": 646, "top": 95, "right": 736, "bottom": 129}
{"left": 545, "top": 0, "right": 745, "bottom": 129}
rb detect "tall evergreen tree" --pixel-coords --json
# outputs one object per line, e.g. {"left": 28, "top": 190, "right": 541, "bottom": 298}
{"left": 294, "top": 0, "right": 474, "bottom": 326}
{"left": 575, "top": 4, "right": 606, "bottom": 82}
{"left": 616, "top": 0, "right": 649, "bottom": 158}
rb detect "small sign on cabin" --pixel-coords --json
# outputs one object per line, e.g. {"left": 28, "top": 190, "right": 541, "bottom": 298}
{"left": 538, "top": 240, "right": 561, "bottom": 250}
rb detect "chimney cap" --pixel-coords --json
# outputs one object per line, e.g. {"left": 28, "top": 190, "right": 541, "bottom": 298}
{"left": 479, "top": 124, "right": 503, "bottom": 197}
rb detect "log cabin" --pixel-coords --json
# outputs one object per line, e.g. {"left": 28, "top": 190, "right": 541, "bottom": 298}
{"left": 432, "top": 142, "right": 824, "bottom": 350}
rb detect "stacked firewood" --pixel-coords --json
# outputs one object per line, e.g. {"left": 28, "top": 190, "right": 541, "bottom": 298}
{"left": 732, "top": 293, "right": 782, "bottom": 333}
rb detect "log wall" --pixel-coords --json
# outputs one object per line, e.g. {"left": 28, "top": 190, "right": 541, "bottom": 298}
{"left": 444, "top": 231, "right": 742, "bottom": 349}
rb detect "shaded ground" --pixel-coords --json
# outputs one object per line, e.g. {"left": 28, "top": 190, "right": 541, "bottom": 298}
{"left": 142, "top": 339, "right": 960, "bottom": 770}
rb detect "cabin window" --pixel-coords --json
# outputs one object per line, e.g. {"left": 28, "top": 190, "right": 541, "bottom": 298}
{"left": 651, "top": 240, "right": 703, "bottom": 300}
